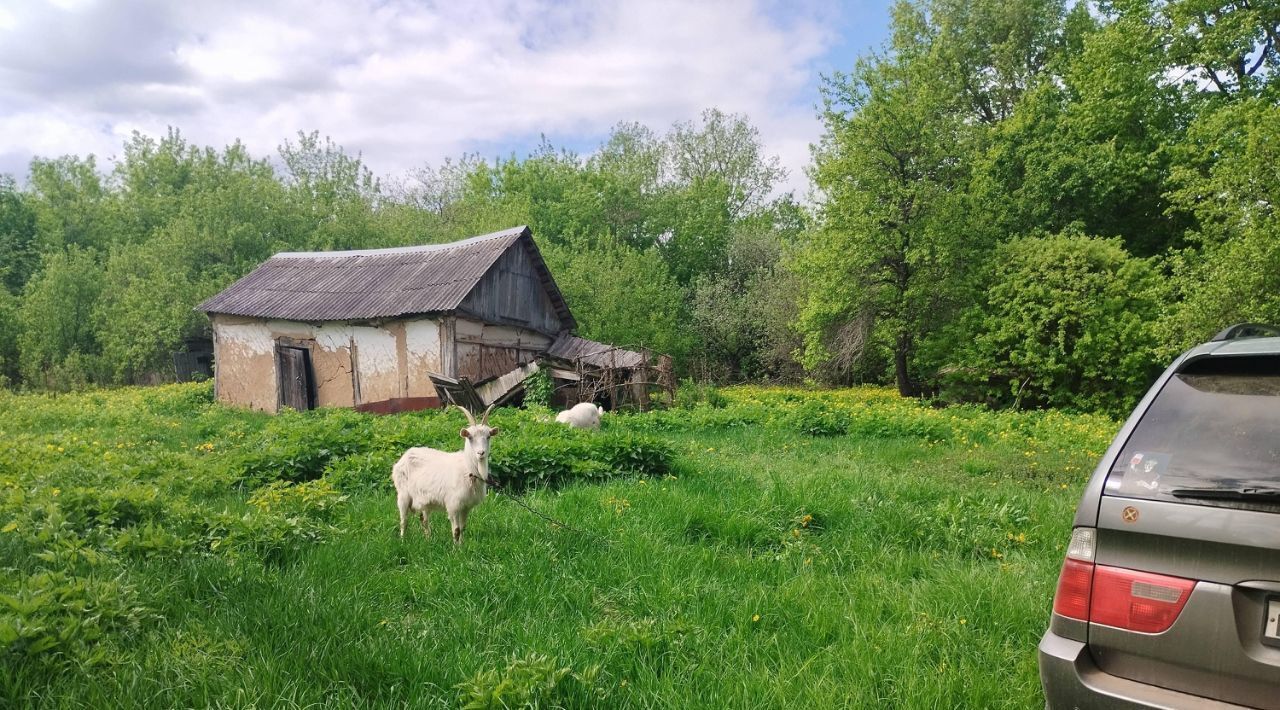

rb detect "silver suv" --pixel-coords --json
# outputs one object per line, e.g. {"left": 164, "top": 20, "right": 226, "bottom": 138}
{"left": 1040, "top": 323, "right": 1280, "bottom": 708}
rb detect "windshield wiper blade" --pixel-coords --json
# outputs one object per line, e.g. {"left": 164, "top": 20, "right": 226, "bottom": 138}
{"left": 1170, "top": 487, "right": 1280, "bottom": 501}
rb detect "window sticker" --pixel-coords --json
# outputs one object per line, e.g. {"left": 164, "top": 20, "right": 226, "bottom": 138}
{"left": 1119, "top": 452, "right": 1169, "bottom": 494}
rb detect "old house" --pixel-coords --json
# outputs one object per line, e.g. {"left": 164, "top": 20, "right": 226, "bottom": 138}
{"left": 197, "top": 226, "right": 585, "bottom": 413}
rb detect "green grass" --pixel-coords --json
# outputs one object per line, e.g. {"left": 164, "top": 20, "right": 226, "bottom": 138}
{"left": 0, "top": 382, "right": 1117, "bottom": 708}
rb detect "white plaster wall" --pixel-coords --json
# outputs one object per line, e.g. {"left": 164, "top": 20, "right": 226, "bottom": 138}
{"left": 404, "top": 318, "right": 442, "bottom": 397}
{"left": 313, "top": 323, "right": 354, "bottom": 352}
{"left": 353, "top": 325, "right": 399, "bottom": 402}
{"left": 217, "top": 322, "right": 276, "bottom": 356}
{"left": 405, "top": 319, "right": 441, "bottom": 369}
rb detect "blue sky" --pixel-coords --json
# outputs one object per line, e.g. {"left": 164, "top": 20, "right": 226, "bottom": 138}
{"left": 0, "top": 0, "right": 894, "bottom": 194}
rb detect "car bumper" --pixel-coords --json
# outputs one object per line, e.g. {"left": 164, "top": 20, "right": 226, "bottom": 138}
{"left": 1039, "top": 630, "right": 1250, "bottom": 709}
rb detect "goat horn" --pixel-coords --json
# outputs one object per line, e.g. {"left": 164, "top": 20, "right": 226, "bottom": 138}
{"left": 480, "top": 403, "right": 496, "bottom": 424}
{"left": 453, "top": 404, "right": 477, "bottom": 426}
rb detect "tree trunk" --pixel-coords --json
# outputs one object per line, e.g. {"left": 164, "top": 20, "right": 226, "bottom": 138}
{"left": 894, "top": 331, "right": 920, "bottom": 398}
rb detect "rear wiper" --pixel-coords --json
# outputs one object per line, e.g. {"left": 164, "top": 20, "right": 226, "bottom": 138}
{"left": 1170, "top": 487, "right": 1280, "bottom": 502}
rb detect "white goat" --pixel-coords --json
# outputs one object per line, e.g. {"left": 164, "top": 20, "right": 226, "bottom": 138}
{"left": 555, "top": 402, "right": 605, "bottom": 429}
{"left": 391, "top": 404, "right": 499, "bottom": 544}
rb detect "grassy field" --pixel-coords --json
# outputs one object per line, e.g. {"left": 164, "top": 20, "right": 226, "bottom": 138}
{"left": 0, "top": 383, "right": 1117, "bottom": 708}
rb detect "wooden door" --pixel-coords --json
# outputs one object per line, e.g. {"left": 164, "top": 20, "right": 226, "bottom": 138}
{"left": 277, "top": 346, "right": 314, "bottom": 411}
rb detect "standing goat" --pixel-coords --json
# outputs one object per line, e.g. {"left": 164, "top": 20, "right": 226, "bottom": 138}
{"left": 391, "top": 404, "right": 499, "bottom": 544}
{"left": 555, "top": 402, "right": 605, "bottom": 429}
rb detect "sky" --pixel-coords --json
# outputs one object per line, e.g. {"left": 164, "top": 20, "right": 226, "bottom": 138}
{"left": 0, "top": 0, "right": 894, "bottom": 196}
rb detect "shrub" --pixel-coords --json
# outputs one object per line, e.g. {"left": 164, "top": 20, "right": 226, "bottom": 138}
{"left": 0, "top": 570, "right": 152, "bottom": 665}
{"left": 675, "top": 379, "right": 727, "bottom": 409}
{"left": 940, "top": 233, "right": 1165, "bottom": 417}
{"left": 489, "top": 430, "right": 673, "bottom": 490}
{"left": 58, "top": 484, "right": 168, "bottom": 532}
{"left": 323, "top": 450, "right": 400, "bottom": 493}
{"left": 139, "top": 381, "right": 215, "bottom": 415}
{"left": 455, "top": 652, "right": 607, "bottom": 710}
{"left": 786, "top": 400, "right": 849, "bottom": 437}
{"left": 247, "top": 479, "right": 346, "bottom": 522}
{"left": 522, "top": 368, "right": 554, "bottom": 408}
{"left": 233, "top": 408, "right": 375, "bottom": 487}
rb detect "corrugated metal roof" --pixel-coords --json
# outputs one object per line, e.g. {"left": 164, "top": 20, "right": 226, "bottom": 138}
{"left": 197, "top": 226, "right": 573, "bottom": 323}
{"left": 548, "top": 334, "right": 648, "bottom": 369}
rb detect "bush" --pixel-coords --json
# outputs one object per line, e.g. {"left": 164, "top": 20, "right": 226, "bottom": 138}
{"left": 675, "top": 379, "right": 727, "bottom": 409}
{"left": 0, "top": 570, "right": 152, "bottom": 666}
{"left": 940, "top": 233, "right": 1164, "bottom": 417}
{"left": 455, "top": 652, "right": 607, "bottom": 709}
{"left": 247, "top": 479, "right": 346, "bottom": 522}
{"left": 323, "top": 450, "right": 401, "bottom": 493}
{"left": 786, "top": 400, "right": 849, "bottom": 437}
{"left": 522, "top": 368, "right": 554, "bottom": 408}
{"left": 490, "top": 429, "right": 673, "bottom": 490}
{"left": 233, "top": 408, "right": 375, "bottom": 487}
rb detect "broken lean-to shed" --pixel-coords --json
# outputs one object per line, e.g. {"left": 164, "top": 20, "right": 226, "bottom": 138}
{"left": 196, "top": 226, "right": 583, "bottom": 413}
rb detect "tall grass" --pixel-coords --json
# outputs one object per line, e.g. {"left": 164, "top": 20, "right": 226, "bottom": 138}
{"left": 0, "top": 382, "right": 1116, "bottom": 708}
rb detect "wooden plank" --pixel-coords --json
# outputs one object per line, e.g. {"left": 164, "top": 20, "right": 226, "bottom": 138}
{"left": 475, "top": 361, "right": 540, "bottom": 406}
{"left": 278, "top": 346, "right": 312, "bottom": 411}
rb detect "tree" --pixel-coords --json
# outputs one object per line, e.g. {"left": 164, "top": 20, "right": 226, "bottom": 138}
{"left": 666, "top": 109, "right": 785, "bottom": 221}
{"left": 279, "top": 131, "right": 383, "bottom": 252}
{"left": 0, "top": 288, "right": 18, "bottom": 386}
{"left": 691, "top": 225, "right": 803, "bottom": 380}
{"left": 970, "top": 7, "right": 1190, "bottom": 257}
{"left": 1160, "top": 97, "right": 1280, "bottom": 353}
{"left": 800, "top": 1, "right": 977, "bottom": 395}
{"left": 0, "top": 176, "right": 38, "bottom": 294}
{"left": 27, "top": 155, "right": 119, "bottom": 253}
{"left": 542, "top": 237, "right": 691, "bottom": 362}
{"left": 18, "top": 247, "right": 106, "bottom": 387}
{"left": 1162, "top": 0, "right": 1280, "bottom": 96}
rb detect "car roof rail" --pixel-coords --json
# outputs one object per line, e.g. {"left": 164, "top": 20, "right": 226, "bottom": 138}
{"left": 1210, "top": 323, "right": 1280, "bottom": 341}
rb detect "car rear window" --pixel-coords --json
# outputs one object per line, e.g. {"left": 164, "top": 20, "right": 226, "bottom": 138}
{"left": 1105, "top": 355, "right": 1280, "bottom": 507}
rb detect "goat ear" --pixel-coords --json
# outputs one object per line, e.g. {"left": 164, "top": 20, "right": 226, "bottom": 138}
{"left": 460, "top": 428, "right": 471, "bottom": 439}
{"left": 488, "top": 427, "right": 499, "bottom": 437}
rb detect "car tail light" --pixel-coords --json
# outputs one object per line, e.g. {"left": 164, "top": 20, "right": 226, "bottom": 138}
{"left": 1051, "top": 527, "right": 1196, "bottom": 634}
{"left": 1052, "top": 527, "right": 1096, "bottom": 620}
{"left": 1089, "top": 566, "right": 1195, "bottom": 633}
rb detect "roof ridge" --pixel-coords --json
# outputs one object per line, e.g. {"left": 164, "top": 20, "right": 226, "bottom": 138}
{"left": 271, "top": 225, "right": 528, "bottom": 260}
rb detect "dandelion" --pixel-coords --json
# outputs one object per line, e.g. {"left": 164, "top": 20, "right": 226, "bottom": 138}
{"left": 800, "top": 514, "right": 813, "bottom": 527}
{"left": 752, "top": 614, "right": 761, "bottom": 623}
{"left": 51, "top": 488, "right": 60, "bottom": 497}
{"left": 959, "top": 618, "right": 967, "bottom": 625}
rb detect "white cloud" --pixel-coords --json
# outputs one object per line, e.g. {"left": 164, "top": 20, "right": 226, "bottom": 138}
{"left": 0, "top": 0, "right": 837, "bottom": 194}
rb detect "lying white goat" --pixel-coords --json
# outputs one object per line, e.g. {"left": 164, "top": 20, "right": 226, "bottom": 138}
{"left": 391, "top": 404, "right": 499, "bottom": 543}
{"left": 555, "top": 402, "right": 605, "bottom": 429}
